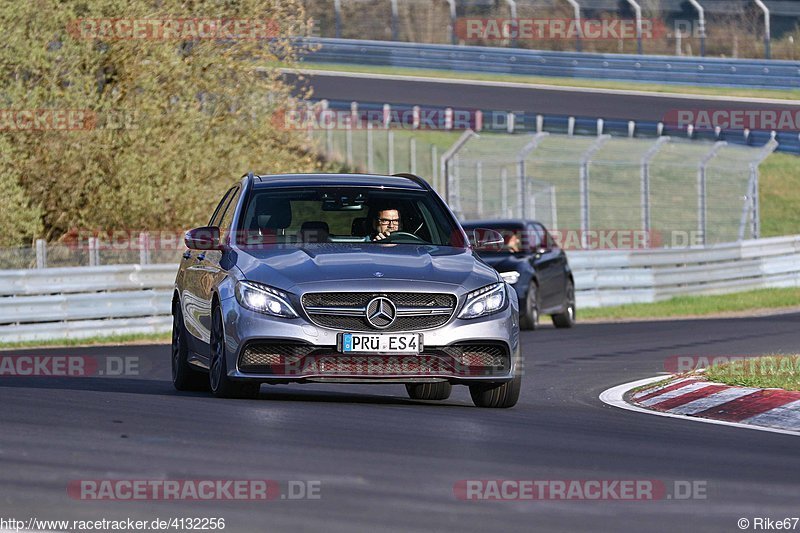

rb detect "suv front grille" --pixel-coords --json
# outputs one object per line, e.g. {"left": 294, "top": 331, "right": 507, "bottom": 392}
{"left": 301, "top": 292, "right": 457, "bottom": 332}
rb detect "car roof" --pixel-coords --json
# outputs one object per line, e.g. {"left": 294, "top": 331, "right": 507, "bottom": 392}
{"left": 460, "top": 219, "right": 542, "bottom": 228}
{"left": 252, "top": 173, "right": 427, "bottom": 190}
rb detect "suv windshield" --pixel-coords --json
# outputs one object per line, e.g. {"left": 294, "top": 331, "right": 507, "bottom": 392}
{"left": 238, "top": 187, "right": 466, "bottom": 247}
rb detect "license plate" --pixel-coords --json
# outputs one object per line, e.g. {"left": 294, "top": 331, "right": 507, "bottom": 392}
{"left": 340, "top": 333, "right": 422, "bottom": 354}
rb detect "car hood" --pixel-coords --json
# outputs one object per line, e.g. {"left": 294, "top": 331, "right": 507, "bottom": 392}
{"left": 476, "top": 253, "right": 527, "bottom": 272}
{"left": 234, "top": 244, "right": 499, "bottom": 293}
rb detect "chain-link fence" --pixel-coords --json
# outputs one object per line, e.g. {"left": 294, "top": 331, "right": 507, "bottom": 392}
{"left": 313, "top": 123, "right": 777, "bottom": 249}
{"left": 302, "top": 0, "right": 800, "bottom": 59}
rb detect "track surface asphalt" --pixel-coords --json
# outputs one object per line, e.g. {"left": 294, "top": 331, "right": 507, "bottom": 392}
{"left": 291, "top": 72, "right": 800, "bottom": 121}
{"left": 1, "top": 314, "right": 799, "bottom": 532}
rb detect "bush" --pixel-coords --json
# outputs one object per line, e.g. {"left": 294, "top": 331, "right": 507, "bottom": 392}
{"left": 0, "top": 0, "right": 334, "bottom": 243}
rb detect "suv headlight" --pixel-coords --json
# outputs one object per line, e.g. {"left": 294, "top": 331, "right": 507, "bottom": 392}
{"left": 235, "top": 280, "right": 298, "bottom": 318}
{"left": 458, "top": 283, "right": 507, "bottom": 319}
{"left": 500, "top": 271, "right": 520, "bottom": 285}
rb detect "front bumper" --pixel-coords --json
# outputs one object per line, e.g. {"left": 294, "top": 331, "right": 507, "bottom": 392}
{"left": 220, "top": 293, "right": 520, "bottom": 384}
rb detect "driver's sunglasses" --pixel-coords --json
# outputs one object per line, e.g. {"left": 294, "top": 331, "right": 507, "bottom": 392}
{"left": 377, "top": 218, "right": 401, "bottom": 226}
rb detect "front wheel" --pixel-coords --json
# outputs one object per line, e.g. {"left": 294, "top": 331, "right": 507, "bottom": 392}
{"left": 209, "top": 306, "right": 260, "bottom": 399}
{"left": 519, "top": 282, "right": 539, "bottom": 331}
{"left": 469, "top": 375, "right": 521, "bottom": 408}
{"left": 551, "top": 280, "right": 576, "bottom": 329}
{"left": 405, "top": 382, "right": 452, "bottom": 401}
{"left": 172, "top": 306, "right": 208, "bottom": 391}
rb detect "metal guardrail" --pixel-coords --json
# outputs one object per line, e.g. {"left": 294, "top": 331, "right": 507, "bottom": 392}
{"left": 2, "top": 237, "right": 800, "bottom": 342}
{"left": 570, "top": 234, "right": 800, "bottom": 308}
{"left": 301, "top": 38, "right": 800, "bottom": 89}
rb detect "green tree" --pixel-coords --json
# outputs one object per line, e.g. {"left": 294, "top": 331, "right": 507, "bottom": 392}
{"left": 0, "top": 0, "right": 330, "bottom": 242}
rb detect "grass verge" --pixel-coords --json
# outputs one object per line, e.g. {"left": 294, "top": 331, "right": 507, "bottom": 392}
{"left": 0, "top": 332, "right": 170, "bottom": 351}
{"left": 580, "top": 287, "right": 800, "bottom": 321}
{"left": 296, "top": 62, "right": 800, "bottom": 101}
{"left": 704, "top": 355, "right": 800, "bottom": 391}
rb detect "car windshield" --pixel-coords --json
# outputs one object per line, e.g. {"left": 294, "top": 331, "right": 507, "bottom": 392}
{"left": 238, "top": 186, "right": 466, "bottom": 247}
{"left": 463, "top": 224, "right": 545, "bottom": 253}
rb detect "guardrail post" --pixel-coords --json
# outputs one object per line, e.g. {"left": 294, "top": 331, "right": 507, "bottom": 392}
{"left": 440, "top": 129, "right": 478, "bottom": 215}
{"left": 579, "top": 135, "right": 611, "bottom": 249}
{"left": 516, "top": 132, "right": 549, "bottom": 219}
{"left": 35, "top": 239, "right": 47, "bottom": 269}
{"left": 697, "top": 141, "right": 727, "bottom": 246}
{"left": 641, "top": 136, "right": 670, "bottom": 247}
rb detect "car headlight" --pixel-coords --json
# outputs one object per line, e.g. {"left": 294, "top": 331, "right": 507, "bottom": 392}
{"left": 235, "top": 280, "right": 298, "bottom": 318}
{"left": 500, "top": 271, "right": 520, "bottom": 285}
{"left": 458, "top": 283, "right": 507, "bottom": 319}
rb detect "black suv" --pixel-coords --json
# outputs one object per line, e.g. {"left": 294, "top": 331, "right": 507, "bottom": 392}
{"left": 461, "top": 219, "right": 575, "bottom": 330}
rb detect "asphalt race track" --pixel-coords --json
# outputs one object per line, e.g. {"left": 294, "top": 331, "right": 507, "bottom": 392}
{"left": 289, "top": 71, "right": 800, "bottom": 122}
{"left": 1, "top": 314, "right": 799, "bottom": 532}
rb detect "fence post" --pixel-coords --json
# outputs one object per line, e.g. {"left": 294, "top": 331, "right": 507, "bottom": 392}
{"left": 88, "top": 237, "right": 99, "bottom": 266}
{"left": 35, "top": 239, "right": 47, "bottom": 269}
{"left": 697, "top": 141, "right": 727, "bottom": 246}
{"left": 476, "top": 161, "right": 483, "bottom": 217}
{"left": 334, "top": 0, "right": 342, "bottom": 38}
{"left": 388, "top": 130, "right": 395, "bottom": 174}
{"left": 742, "top": 139, "right": 778, "bottom": 239}
{"left": 367, "top": 121, "right": 374, "bottom": 172}
{"left": 139, "top": 232, "right": 151, "bottom": 265}
{"left": 431, "top": 145, "right": 438, "bottom": 191}
{"left": 501, "top": 167, "right": 509, "bottom": 217}
{"left": 410, "top": 137, "right": 416, "bottom": 174}
{"left": 440, "top": 130, "right": 478, "bottom": 215}
{"left": 516, "top": 132, "right": 549, "bottom": 219}
{"left": 640, "top": 136, "right": 670, "bottom": 247}
{"left": 579, "top": 135, "right": 611, "bottom": 249}
{"left": 445, "top": 0, "right": 457, "bottom": 44}
{"left": 390, "top": 0, "right": 399, "bottom": 41}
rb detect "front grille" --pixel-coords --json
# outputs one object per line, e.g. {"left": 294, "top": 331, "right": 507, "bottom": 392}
{"left": 237, "top": 342, "right": 509, "bottom": 377}
{"left": 301, "top": 292, "right": 457, "bottom": 332}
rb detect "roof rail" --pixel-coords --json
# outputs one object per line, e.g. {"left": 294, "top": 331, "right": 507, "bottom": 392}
{"left": 392, "top": 172, "right": 432, "bottom": 191}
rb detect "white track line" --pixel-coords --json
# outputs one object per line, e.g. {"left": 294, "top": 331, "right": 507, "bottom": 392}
{"left": 599, "top": 375, "right": 800, "bottom": 437}
{"left": 287, "top": 68, "right": 800, "bottom": 105}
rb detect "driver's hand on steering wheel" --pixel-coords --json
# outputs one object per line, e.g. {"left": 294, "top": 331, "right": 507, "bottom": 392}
{"left": 373, "top": 230, "right": 393, "bottom": 241}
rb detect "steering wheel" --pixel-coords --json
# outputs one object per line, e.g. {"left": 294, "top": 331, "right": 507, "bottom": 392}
{"left": 379, "top": 231, "right": 427, "bottom": 244}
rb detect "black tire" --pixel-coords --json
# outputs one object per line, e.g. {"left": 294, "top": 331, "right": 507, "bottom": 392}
{"left": 551, "top": 280, "right": 576, "bottom": 329}
{"left": 171, "top": 305, "right": 209, "bottom": 391}
{"left": 209, "top": 305, "right": 260, "bottom": 399}
{"left": 519, "top": 282, "right": 539, "bottom": 331}
{"left": 469, "top": 375, "right": 521, "bottom": 408}
{"left": 405, "top": 382, "right": 452, "bottom": 401}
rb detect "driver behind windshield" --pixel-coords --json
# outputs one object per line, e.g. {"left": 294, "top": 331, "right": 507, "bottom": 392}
{"left": 371, "top": 207, "right": 402, "bottom": 241}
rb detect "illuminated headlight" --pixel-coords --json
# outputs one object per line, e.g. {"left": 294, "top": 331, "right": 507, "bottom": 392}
{"left": 500, "top": 271, "right": 520, "bottom": 285}
{"left": 458, "top": 283, "right": 507, "bottom": 319}
{"left": 235, "top": 280, "right": 298, "bottom": 318}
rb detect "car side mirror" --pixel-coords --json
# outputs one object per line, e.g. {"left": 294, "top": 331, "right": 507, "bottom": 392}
{"left": 473, "top": 228, "right": 504, "bottom": 250}
{"left": 185, "top": 226, "right": 222, "bottom": 250}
